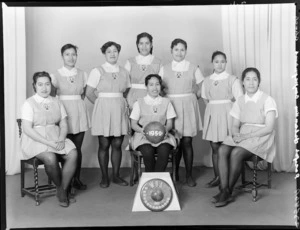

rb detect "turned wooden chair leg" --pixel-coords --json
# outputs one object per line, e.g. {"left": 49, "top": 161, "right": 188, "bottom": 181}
{"left": 267, "top": 162, "right": 272, "bottom": 189}
{"left": 21, "top": 160, "right": 25, "bottom": 197}
{"left": 130, "top": 152, "right": 135, "bottom": 186}
{"left": 172, "top": 151, "right": 176, "bottom": 182}
{"left": 252, "top": 157, "right": 258, "bottom": 202}
{"left": 138, "top": 155, "right": 142, "bottom": 180}
{"left": 33, "top": 161, "right": 40, "bottom": 206}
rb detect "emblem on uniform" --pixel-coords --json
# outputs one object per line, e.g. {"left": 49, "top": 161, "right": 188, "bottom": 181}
{"left": 176, "top": 72, "right": 182, "bottom": 78}
{"left": 68, "top": 76, "right": 75, "bottom": 84}
{"left": 214, "top": 80, "right": 219, "bottom": 86}
{"left": 153, "top": 106, "right": 158, "bottom": 113}
{"left": 140, "top": 65, "right": 147, "bottom": 72}
{"left": 112, "top": 73, "right": 117, "bottom": 80}
{"left": 43, "top": 103, "right": 50, "bottom": 111}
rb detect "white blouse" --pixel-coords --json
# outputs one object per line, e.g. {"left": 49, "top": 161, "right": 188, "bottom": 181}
{"left": 201, "top": 71, "right": 244, "bottom": 99}
{"left": 87, "top": 62, "right": 131, "bottom": 88}
{"left": 130, "top": 95, "right": 177, "bottom": 121}
{"left": 159, "top": 60, "right": 204, "bottom": 84}
{"left": 230, "top": 89, "right": 278, "bottom": 120}
{"left": 124, "top": 54, "right": 155, "bottom": 72}
{"left": 21, "top": 94, "right": 67, "bottom": 122}
{"left": 50, "top": 66, "right": 88, "bottom": 88}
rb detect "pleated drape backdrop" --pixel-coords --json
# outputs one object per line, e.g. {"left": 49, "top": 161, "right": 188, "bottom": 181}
{"left": 221, "top": 4, "right": 296, "bottom": 172}
{"left": 3, "top": 4, "right": 27, "bottom": 175}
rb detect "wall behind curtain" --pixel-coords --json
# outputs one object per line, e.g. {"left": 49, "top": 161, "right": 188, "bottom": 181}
{"left": 25, "top": 6, "right": 224, "bottom": 168}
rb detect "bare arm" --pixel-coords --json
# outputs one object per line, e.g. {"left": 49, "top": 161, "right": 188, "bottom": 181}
{"left": 123, "top": 87, "right": 131, "bottom": 99}
{"left": 195, "top": 82, "right": 202, "bottom": 100}
{"left": 165, "top": 118, "right": 173, "bottom": 133}
{"left": 85, "top": 85, "right": 97, "bottom": 104}
{"left": 131, "top": 119, "right": 144, "bottom": 134}
{"left": 81, "top": 86, "right": 87, "bottom": 100}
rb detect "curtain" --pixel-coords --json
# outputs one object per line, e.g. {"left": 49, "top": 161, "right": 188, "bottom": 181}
{"left": 3, "top": 4, "right": 27, "bottom": 175}
{"left": 221, "top": 4, "right": 296, "bottom": 172}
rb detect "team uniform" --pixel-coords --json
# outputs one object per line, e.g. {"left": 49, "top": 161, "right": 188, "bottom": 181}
{"left": 159, "top": 60, "right": 204, "bottom": 138}
{"left": 130, "top": 95, "right": 177, "bottom": 150}
{"left": 87, "top": 62, "right": 131, "bottom": 137}
{"left": 223, "top": 89, "right": 278, "bottom": 162}
{"left": 50, "top": 66, "right": 90, "bottom": 134}
{"left": 21, "top": 94, "right": 76, "bottom": 159}
{"left": 125, "top": 54, "right": 162, "bottom": 109}
{"left": 201, "top": 71, "right": 243, "bottom": 142}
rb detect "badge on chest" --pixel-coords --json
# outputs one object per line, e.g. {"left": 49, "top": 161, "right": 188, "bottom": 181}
{"left": 175, "top": 72, "right": 183, "bottom": 78}
{"left": 140, "top": 65, "right": 148, "bottom": 72}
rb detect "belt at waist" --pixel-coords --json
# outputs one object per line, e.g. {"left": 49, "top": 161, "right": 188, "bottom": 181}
{"left": 243, "top": 123, "right": 265, "bottom": 127}
{"left": 98, "top": 92, "right": 123, "bottom": 98}
{"left": 168, "top": 93, "right": 193, "bottom": 98}
{"left": 131, "top": 84, "right": 146, "bottom": 89}
{"left": 59, "top": 95, "right": 81, "bottom": 100}
{"left": 208, "top": 99, "right": 231, "bottom": 104}
{"left": 34, "top": 124, "right": 57, "bottom": 128}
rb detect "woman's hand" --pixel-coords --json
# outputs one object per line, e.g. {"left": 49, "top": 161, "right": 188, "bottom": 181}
{"left": 55, "top": 140, "right": 65, "bottom": 151}
{"left": 233, "top": 133, "right": 250, "bottom": 143}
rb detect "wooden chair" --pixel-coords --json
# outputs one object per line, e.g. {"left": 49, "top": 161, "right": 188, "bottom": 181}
{"left": 236, "top": 154, "right": 272, "bottom": 202}
{"left": 17, "top": 119, "right": 74, "bottom": 205}
{"left": 128, "top": 130, "right": 179, "bottom": 186}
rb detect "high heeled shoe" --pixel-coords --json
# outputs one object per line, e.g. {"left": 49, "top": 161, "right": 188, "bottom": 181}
{"left": 214, "top": 188, "right": 233, "bottom": 207}
{"left": 112, "top": 176, "right": 128, "bottom": 186}
{"left": 186, "top": 176, "right": 197, "bottom": 187}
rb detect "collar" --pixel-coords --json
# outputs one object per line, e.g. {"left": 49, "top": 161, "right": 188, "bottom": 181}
{"left": 58, "top": 66, "right": 77, "bottom": 77}
{"left": 144, "top": 94, "right": 162, "bottom": 106}
{"left": 102, "top": 62, "right": 119, "bottom": 72}
{"left": 245, "top": 89, "right": 262, "bottom": 103}
{"left": 33, "top": 93, "right": 52, "bottom": 103}
{"left": 136, "top": 54, "right": 154, "bottom": 65}
{"left": 171, "top": 59, "right": 190, "bottom": 71}
{"left": 210, "top": 71, "right": 229, "bottom": 80}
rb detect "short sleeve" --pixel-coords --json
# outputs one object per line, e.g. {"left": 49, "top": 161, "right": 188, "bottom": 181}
{"left": 83, "top": 72, "right": 88, "bottom": 87}
{"left": 158, "top": 66, "right": 164, "bottom": 79}
{"left": 21, "top": 101, "right": 34, "bottom": 122}
{"left": 124, "top": 60, "right": 131, "bottom": 73}
{"left": 201, "top": 82, "right": 207, "bottom": 99}
{"left": 59, "top": 100, "right": 68, "bottom": 120}
{"left": 195, "top": 67, "right": 204, "bottom": 84}
{"left": 130, "top": 101, "right": 140, "bottom": 120}
{"left": 166, "top": 102, "right": 176, "bottom": 119}
{"left": 229, "top": 101, "right": 240, "bottom": 120}
{"left": 232, "top": 78, "right": 244, "bottom": 100}
{"left": 87, "top": 68, "right": 101, "bottom": 88}
{"left": 264, "top": 96, "right": 278, "bottom": 118}
{"left": 50, "top": 73, "right": 58, "bottom": 88}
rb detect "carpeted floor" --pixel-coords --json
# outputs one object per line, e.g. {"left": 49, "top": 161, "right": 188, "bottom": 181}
{"left": 5, "top": 166, "right": 296, "bottom": 229}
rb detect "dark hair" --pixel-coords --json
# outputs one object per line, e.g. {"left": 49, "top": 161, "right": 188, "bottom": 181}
{"left": 211, "top": 51, "right": 227, "bottom": 62}
{"left": 241, "top": 67, "right": 261, "bottom": 84}
{"left": 171, "top": 38, "right": 187, "bottom": 49}
{"left": 61, "top": 44, "right": 78, "bottom": 55}
{"left": 145, "top": 74, "right": 162, "bottom": 86}
{"left": 136, "top": 32, "right": 153, "bottom": 54}
{"left": 101, "top": 41, "right": 121, "bottom": 54}
{"left": 32, "top": 71, "right": 52, "bottom": 92}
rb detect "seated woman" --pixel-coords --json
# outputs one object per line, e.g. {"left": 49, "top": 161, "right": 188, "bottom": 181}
{"left": 212, "top": 67, "right": 278, "bottom": 207}
{"left": 21, "top": 71, "right": 78, "bottom": 207}
{"left": 130, "top": 74, "right": 177, "bottom": 172}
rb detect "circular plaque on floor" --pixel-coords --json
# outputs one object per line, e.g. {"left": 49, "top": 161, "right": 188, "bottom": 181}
{"left": 140, "top": 178, "right": 173, "bottom": 211}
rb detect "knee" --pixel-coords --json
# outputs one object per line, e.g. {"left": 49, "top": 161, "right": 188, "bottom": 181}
{"left": 41, "top": 153, "right": 58, "bottom": 167}
{"left": 68, "top": 149, "right": 78, "bottom": 162}
{"left": 180, "top": 137, "right": 192, "bottom": 148}
{"left": 217, "top": 145, "right": 229, "bottom": 158}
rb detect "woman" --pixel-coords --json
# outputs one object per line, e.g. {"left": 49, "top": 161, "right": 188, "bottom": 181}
{"left": 159, "top": 38, "right": 204, "bottom": 187}
{"left": 202, "top": 51, "right": 243, "bottom": 188}
{"left": 86, "top": 41, "right": 130, "bottom": 188}
{"left": 125, "top": 32, "right": 162, "bottom": 109}
{"left": 21, "top": 71, "right": 78, "bottom": 207}
{"left": 212, "top": 67, "right": 278, "bottom": 207}
{"left": 50, "top": 43, "right": 90, "bottom": 190}
{"left": 130, "top": 74, "right": 177, "bottom": 172}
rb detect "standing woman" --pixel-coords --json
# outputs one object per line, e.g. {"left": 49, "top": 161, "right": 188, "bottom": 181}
{"left": 159, "top": 38, "right": 204, "bottom": 187}
{"left": 212, "top": 67, "right": 277, "bottom": 207}
{"left": 50, "top": 44, "right": 90, "bottom": 190}
{"left": 86, "top": 41, "right": 130, "bottom": 188}
{"left": 21, "top": 72, "right": 78, "bottom": 207}
{"left": 125, "top": 32, "right": 162, "bottom": 109}
{"left": 202, "top": 51, "right": 243, "bottom": 188}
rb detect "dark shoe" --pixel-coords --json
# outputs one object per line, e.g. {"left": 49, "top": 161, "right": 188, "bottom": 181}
{"left": 99, "top": 178, "right": 109, "bottom": 188}
{"left": 215, "top": 189, "right": 232, "bottom": 207}
{"left": 205, "top": 176, "right": 220, "bottom": 188}
{"left": 73, "top": 178, "right": 87, "bottom": 190}
{"left": 211, "top": 191, "right": 221, "bottom": 203}
{"left": 113, "top": 176, "right": 129, "bottom": 186}
{"left": 186, "top": 176, "right": 197, "bottom": 187}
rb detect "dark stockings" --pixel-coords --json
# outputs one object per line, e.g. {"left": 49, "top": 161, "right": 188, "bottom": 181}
{"left": 137, "top": 143, "right": 173, "bottom": 172}
{"left": 67, "top": 132, "right": 85, "bottom": 186}
{"left": 210, "top": 141, "right": 221, "bottom": 178}
{"left": 97, "top": 135, "right": 126, "bottom": 187}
